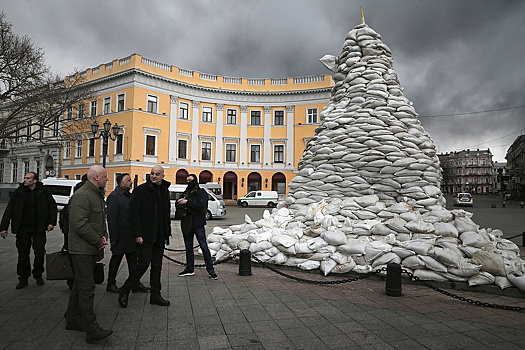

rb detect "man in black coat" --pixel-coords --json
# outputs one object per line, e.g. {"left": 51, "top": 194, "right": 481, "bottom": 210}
{"left": 0, "top": 172, "right": 57, "bottom": 289}
{"left": 176, "top": 174, "right": 218, "bottom": 280}
{"left": 118, "top": 165, "right": 171, "bottom": 307}
{"left": 106, "top": 173, "right": 149, "bottom": 293}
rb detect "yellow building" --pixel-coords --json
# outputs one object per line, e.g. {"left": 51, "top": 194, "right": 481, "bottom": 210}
{"left": 60, "top": 54, "right": 333, "bottom": 200}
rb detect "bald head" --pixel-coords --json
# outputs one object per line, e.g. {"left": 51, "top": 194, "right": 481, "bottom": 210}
{"left": 87, "top": 165, "right": 108, "bottom": 189}
{"left": 149, "top": 165, "right": 165, "bottom": 185}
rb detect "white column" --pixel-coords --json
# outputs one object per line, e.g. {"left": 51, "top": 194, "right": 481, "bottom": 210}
{"left": 239, "top": 106, "right": 248, "bottom": 166}
{"left": 286, "top": 105, "right": 295, "bottom": 169}
{"left": 263, "top": 106, "right": 272, "bottom": 167}
{"left": 168, "top": 96, "right": 178, "bottom": 162}
{"left": 215, "top": 104, "right": 224, "bottom": 166}
{"left": 191, "top": 101, "right": 200, "bottom": 163}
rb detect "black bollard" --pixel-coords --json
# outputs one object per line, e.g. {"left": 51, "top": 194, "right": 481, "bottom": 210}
{"left": 239, "top": 249, "right": 252, "bottom": 276}
{"left": 385, "top": 262, "right": 402, "bottom": 297}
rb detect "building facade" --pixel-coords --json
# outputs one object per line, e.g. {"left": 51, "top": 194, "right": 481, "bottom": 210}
{"left": 505, "top": 135, "right": 525, "bottom": 199}
{"left": 438, "top": 149, "right": 493, "bottom": 194}
{"left": 58, "top": 54, "right": 333, "bottom": 200}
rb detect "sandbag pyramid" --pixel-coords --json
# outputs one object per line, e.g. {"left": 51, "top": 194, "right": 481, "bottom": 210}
{"left": 207, "top": 22, "right": 525, "bottom": 292}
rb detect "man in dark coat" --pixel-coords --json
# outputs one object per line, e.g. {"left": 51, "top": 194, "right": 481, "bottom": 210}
{"left": 106, "top": 173, "right": 149, "bottom": 293}
{"left": 176, "top": 174, "right": 218, "bottom": 280}
{"left": 0, "top": 172, "right": 57, "bottom": 289}
{"left": 118, "top": 165, "right": 171, "bottom": 308}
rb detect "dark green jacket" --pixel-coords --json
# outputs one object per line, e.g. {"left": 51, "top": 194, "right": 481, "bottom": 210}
{"left": 68, "top": 181, "right": 108, "bottom": 255}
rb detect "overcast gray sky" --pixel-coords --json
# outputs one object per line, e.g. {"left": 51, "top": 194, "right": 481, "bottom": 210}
{"left": 2, "top": 0, "right": 524, "bottom": 162}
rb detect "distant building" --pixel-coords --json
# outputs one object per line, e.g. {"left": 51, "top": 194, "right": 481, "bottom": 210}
{"left": 438, "top": 149, "right": 493, "bottom": 194}
{"left": 505, "top": 135, "right": 525, "bottom": 200}
{"left": 55, "top": 54, "right": 334, "bottom": 200}
{"left": 492, "top": 161, "right": 508, "bottom": 193}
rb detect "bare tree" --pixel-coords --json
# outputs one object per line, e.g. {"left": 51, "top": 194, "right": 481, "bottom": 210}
{"left": 0, "top": 13, "right": 93, "bottom": 145}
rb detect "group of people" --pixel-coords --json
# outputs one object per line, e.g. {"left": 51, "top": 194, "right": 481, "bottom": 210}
{"left": 0, "top": 165, "right": 218, "bottom": 344}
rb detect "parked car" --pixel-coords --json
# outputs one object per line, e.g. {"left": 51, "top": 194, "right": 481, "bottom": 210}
{"left": 168, "top": 185, "right": 226, "bottom": 220}
{"left": 42, "top": 178, "right": 81, "bottom": 211}
{"left": 237, "top": 190, "right": 279, "bottom": 208}
{"left": 453, "top": 192, "right": 473, "bottom": 207}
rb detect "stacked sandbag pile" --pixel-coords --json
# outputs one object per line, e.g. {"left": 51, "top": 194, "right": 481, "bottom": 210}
{"left": 206, "top": 22, "right": 525, "bottom": 292}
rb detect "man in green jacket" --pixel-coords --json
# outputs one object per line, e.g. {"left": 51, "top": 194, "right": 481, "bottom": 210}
{"left": 64, "top": 165, "right": 113, "bottom": 343}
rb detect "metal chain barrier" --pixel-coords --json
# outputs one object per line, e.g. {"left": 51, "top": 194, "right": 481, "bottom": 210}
{"left": 251, "top": 255, "right": 384, "bottom": 284}
{"left": 163, "top": 251, "right": 239, "bottom": 267}
{"left": 402, "top": 269, "right": 525, "bottom": 312}
{"left": 506, "top": 232, "right": 524, "bottom": 240}
{"left": 165, "top": 245, "right": 199, "bottom": 253}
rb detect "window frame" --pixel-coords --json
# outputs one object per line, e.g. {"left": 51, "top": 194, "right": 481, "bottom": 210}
{"left": 250, "top": 144, "right": 261, "bottom": 163}
{"left": 274, "top": 110, "right": 284, "bottom": 125}
{"left": 307, "top": 108, "right": 318, "bottom": 124}
{"left": 117, "top": 93, "right": 125, "bottom": 112}
{"left": 250, "top": 110, "right": 261, "bottom": 125}
{"left": 76, "top": 140, "right": 83, "bottom": 158}
{"left": 202, "top": 106, "right": 213, "bottom": 123}
{"left": 145, "top": 135, "right": 157, "bottom": 156}
{"left": 103, "top": 96, "right": 111, "bottom": 114}
{"left": 225, "top": 143, "right": 237, "bottom": 162}
{"left": 179, "top": 102, "right": 189, "bottom": 119}
{"left": 226, "top": 109, "right": 237, "bottom": 124}
{"left": 147, "top": 95, "right": 158, "bottom": 114}
{"left": 201, "top": 141, "right": 212, "bottom": 161}
{"left": 90, "top": 100, "right": 97, "bottom": 117}
{"left": 274, "top": 145, "right": 284, "bottom": 163}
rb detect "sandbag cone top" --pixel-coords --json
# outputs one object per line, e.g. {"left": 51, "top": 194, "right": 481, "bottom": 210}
{"left": 289, "top": 23, "right": 445, "bottom": 212}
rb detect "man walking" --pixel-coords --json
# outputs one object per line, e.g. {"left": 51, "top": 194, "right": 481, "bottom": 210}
{"left": 64, "top": 165, "right": 112, "bottom": 343}
{"left": 106, "top": 173, "right": 149, "bottom": 293}
{"left": 176, "top": 174, "right": 218, "bottom": 280}
{"left": 118, "top": 165, "right": 171, "bottom": 308}
{"left": 0, "top": 172, "right": 56, "bottom": 289}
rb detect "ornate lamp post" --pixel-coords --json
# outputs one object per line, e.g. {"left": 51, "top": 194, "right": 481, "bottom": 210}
{"left": 90, "top": 119, "right": 121, "bottom": 168}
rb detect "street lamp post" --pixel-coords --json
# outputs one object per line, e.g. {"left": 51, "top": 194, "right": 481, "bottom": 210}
{"left": 91, "top": 119, "right": 121, "bottom": 168}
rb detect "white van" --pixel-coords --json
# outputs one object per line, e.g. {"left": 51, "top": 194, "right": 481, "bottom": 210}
{"left": 168, "top": 184, "right": 227, "bottom": 220}
{"left": 201, "top": 182, "right": 222, "bottom": 200}
{"left": 42, "top": 178, "right": 81, "bottom": 211}
{"left": 237, "top": 190, "right": 279, "bottom": 208}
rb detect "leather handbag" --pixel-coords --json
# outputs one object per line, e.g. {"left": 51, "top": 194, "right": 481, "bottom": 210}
{"left": 46, "top": 251, "right": 74, "bottom": 280}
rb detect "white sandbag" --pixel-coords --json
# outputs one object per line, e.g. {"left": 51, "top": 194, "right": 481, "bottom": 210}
{"left": 208, "top": 242, "right": 222, "bottom": 251}
{"left": 460, "top": 231, "right": 489, "bottom": 248}
{"left": 438, "top": 272, "right": 468, "bottom": 282}
{"left": 294, "top": 242, "right": 314, "bottom": 254}
{"left": 298, "top": 260, "right": 321, "bottom": 271}
{"left": 385, "top": 217, "right": 410, "bottom": 233}
{"left": 470, "top": 250, "right": 506, "bottom": 276}
{"left": 433, "top": 222, "right": 459, "bottom": 238}
{"left": 405, "top": 219, "right": 435, "bottom": 234}
{"left": 240, "top": 223, "right": 258, "bottom": 233}
{"left": 507, "top": 272, "right": 525, "bottom": 292}
{"left": 495, "top": 239, "right": 521, "bottom": 255}
{"left": 223, "top": 233, "right": 249, "bottom": 248}
{"left": 352, "top": 265, "right": 373, "bottom": 274}
{"left": 398, "top": 238, "right": 436, "bottom": 255}
{"left": 271, "top": 234, "right": 297, "bottom": 248}
{"left": 250, "top": 241, "right": 274, "bottom": 253}
{"left": 354, "top": 194, "right": 379, "bottom": 207}
{"left": 211, "top": 227, "right": 232, "bottom": 235}
{"left": 392, "top": 246, "right": 416, "bottom": 259}
{"left": 237, "top": 240, "right": 250, "bottom": 250}
{"left": 458, "top": 246, "right": 480, "bottom": 258}
{"left": 429, "top": 246, "right": 461, "bottom": 268}
{"left": 402, "top": 255, "right": 426, "bottom": 270}
{"left": 370, "top": 223, "right": 397, "bottom": 236}
{"left": 321, "top": 229, "right": 348, "bottom": 246}
{"left": 413, "top": 269, "right": 448, "bottom": 281}
{"left": 330, "top": 252, "right": 353, "bottom": 265}
{"left": 320, "top": 258, "right": 338, "bottom": 276}
{"left": 419, "top": 255, "right": 448, "bottom": 273}
{"left": 268, "top": 252, "right": 288, "bottom": 265}
{"left": 331, "top": 261, "right": 357, "bottom": 274}
{"left": 468, "top": 271, "right": 495, "bottom": 286}
{"left": 454, "top": 216, "right": 478, "bottom": 234}
{"left": 307, "top": 236, "right": 329, "bottom": 250}
{"left": 494, "top": 276, "right": 514, "bottom": 289}
{"left": 372, "top": 252, "right": 401, "bottom": 268}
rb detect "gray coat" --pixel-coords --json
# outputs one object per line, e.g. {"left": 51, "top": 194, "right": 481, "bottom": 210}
{"left": 106, "top": 186, "right": 137, "bottom": 255}
{"left": 68, "top": 181, "right": 107, "bottom": 256}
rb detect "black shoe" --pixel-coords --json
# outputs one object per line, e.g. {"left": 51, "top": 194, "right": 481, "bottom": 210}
{"left": 150, "top": 295, "right": 170, "bottom": 306}
{"left": 16, "top": 280, "right": 28, "bottom": 289}
{"left": 177, "top": 269, "right": 195, "bottom": 277}
{"left": 35, "top": 277, "right": 44, "bottom": 286}
{"left": 209, "top": 272, "right": 218, "bottom": 280}
{"left": 86, "top": 327, "right": 113, "bottom": 343}
{"left": 65, "top": 321, "right": 85, "bottom": 332}
{"left": 118, "top": 289, "right": 129, "bottom": 308}
{"left": 132, "top": 283, "right": 150, "bottom": 293}
{"left": 106, "top": 284, "right": 120, "bottom": 293}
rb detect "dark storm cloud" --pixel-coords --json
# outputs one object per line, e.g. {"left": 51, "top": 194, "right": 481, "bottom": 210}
{"left": 2, "top": 0, "right": 524, "bottom": 161}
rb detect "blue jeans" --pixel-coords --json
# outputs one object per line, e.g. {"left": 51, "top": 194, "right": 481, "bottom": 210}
{"left": 182, "top": 226, "right": 214, "bottom": 273}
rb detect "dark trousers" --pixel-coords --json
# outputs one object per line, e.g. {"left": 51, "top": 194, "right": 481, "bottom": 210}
{"left": 15, "top": 229, "right": 46, "bottom": 280}
{"left": 65, "top": 254, "right": 98, "bottom": 332}
{"left": 107, "top": 251, "right": 138, "bottom": 286}
{"left": 122, "top": 241, "right": 164, "bottom": 297}
{"left": 183, "top": 226, "right": 215, "bottom": 274}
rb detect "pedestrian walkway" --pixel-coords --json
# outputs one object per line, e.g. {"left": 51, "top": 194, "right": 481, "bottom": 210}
{"left": 1, "top": 218, "right": 525, "bottom": 349}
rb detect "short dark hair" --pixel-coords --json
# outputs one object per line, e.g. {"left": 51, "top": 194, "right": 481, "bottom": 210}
{"left": 27, "top": 172, "right": 39, "bottom": 181}
{"left": 115, "top": 173, "right": 130, "bottom": 187}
